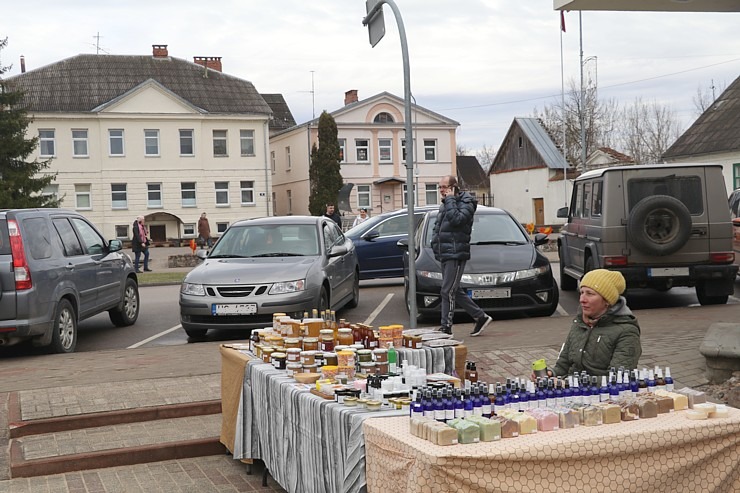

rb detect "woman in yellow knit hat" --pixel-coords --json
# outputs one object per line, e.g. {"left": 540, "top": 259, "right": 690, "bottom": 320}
{"left": 550, "top": 269, "right": 642, "bottom": 378}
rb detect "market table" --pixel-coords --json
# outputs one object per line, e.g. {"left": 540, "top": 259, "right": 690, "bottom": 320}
{"left": 221, "top": 343, "right": 466, "bottom": 493}
{"left": 363, "top": 409, "right": 740, "bottom": 493}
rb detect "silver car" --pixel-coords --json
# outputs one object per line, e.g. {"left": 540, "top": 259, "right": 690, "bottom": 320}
{"left": 179, "top": 216, "right": 360, "bottom": 337}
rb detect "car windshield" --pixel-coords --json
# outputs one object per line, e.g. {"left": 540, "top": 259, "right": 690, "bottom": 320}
{"left": 209, "top": 223, "right": 320, "bottom": 257}
{"left": 423, "top": 212, "right": 529, "bottom": 246}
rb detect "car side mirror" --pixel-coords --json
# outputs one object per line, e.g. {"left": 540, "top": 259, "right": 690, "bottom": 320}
{"left": 396, "top": 238, "right": 408, "bottom": 251}
{"left": 196, "top": 249, "right": 208, "bottom": 260}
{"left": 557, "top": 206, "right": 569, "bottom": 218}
{"left": 361, "top": 230, "right": 380, "bottom": 241}
{"left": 328, "top": 244, "right": 348, "bottom": 258}
{"left": 108, "top": 239, "right": 123, "bottom": 252}
{"left": 533, "top": 233, "right": 548, "bottom": 246}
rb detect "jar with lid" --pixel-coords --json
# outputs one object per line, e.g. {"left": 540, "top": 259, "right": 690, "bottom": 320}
{"left": 366, "top": 329, "right": 379, "bottom": 349}
{"left": 284, "top": 338, "right": 302, "bottom": 349}
{"left": 271, "top": 352, "right": 287, "bottom": 370}
{"left": 373, "top": 348, "right": 388, "bottom": 363}
{"left": 262, "top": 347, "right": 275, "bottom": 364}
{"left": 324, "top": 352, "right": 339, "bottom": 366}
{"left": 352, "top": 325, "right": 363, "bottom": 344}
{"left": 303, "top": 337, "right": 319, "bottom": 351}
{"left": 337, "top": 328, "right": 353, "bottom": 346}
{"left": 356, "top": 349, "right": 373, "bottom": 363}
{"left": 286, "top": 348, "right": 302, "bottom": 363}
{"left": 300, "top": 350, "right": 316, "bottom": 365}
{"left": 320, "top": 329, "right": 335, "bottom": 352}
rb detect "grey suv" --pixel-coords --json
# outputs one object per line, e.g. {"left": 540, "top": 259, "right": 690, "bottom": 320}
{"left": 557, "top": 164, "right": 738, "bottom": 305}
{"left": 0, "top": 209, "right": 140, "bottom": 353}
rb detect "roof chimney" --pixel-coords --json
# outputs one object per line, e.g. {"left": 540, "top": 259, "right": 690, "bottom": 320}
{"left": 152, "top": 45, "right": 169, "bottom": 58}
{"left": 20, "top": 55, "right": 25, "bottom": 73}
{"left": 193, "top": 56, "right": 222, "bottom": 73}
{"left": 344, "top": 89, "right": 358, "bottom": 106}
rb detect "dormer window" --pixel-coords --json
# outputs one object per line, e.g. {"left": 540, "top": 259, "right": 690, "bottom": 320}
{"left": 374, "top": 112, "right": 395, "bottom": 123}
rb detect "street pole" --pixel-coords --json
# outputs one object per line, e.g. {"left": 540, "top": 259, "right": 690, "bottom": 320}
{"left": 363, "top": 0, "right": 418, "bottom": 328}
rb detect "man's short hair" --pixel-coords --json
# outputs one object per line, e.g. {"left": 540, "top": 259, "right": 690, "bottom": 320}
{"left": 359, "top": 208, "right": 367, "bottom": 212}
{"left": 326, "top": 203, "right": 334, "bottom": 207}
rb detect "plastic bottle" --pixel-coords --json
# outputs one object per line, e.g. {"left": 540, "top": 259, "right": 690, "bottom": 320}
{"left": 423, "top": 390, "right": 434, "bottom": 418}
{"left": 482, "top": 384, "right": 493, "bottom": 418}
{"left": 493, "top": 386, "right": 505, "bottom": 415}
{"left": 412, "top": 394, "right": 424, "bottom": 418}
{"left": 590, "top": 376, "right": 599, "bottom": 404}
{"left": 463, "top": 388, "right": 474, "bottom": 418}
{"left": 519, "top": 382, "right": 530, "bottom": 410}
{"left": 546, "top": 379, "right": 556, "bottom": 408}
{"left": 600, "top": 376, "right": 609, "bottom": 402}
{"left": 434, "top": 390, "right": 445, "bottom": 422}
{"left": 555, "top": 379, "right": 565, "bottom": 406}
{"left": 387, "top": 343, "right": 397, "bottom": 374}
{"left": 664, "top": 367, "right": 674, "bottom": 391}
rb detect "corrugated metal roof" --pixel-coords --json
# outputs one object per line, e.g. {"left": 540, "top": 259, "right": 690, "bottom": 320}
{"left": 261, "top": 94, "right": 297, "bottom": 132}
{"left": 663, "top": 74, "right": 740, "bottom": 158}
{"left": 456, "top": 155, "right": 488, "bottom": 187}
{"left": 516, "top": 117, "right": 568, "bottom": 169}
{"left": 5, "top": 54, "right": 272, "bottom": 116}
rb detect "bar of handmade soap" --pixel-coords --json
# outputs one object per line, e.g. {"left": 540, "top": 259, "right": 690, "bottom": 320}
{"left": 597, "top": 403, "right": 621, "bottom": 424}
{"left": 467, "top": 416, "right": 501, "bottom": 442}
{"left": 654, "top": 390, "right": 688, "bottom": 410}
{"left": 511, "top": 413, "right": 538, "bottom": 435}
{"left": 527, "top": 409, "right": 560, "bottom": 431}
{"left": 582, "top": 406, "right": 603, "bottom": 426}
{"left": 675, "top": 388, "right": 707, "bottom": 408}
{"left": 436, "top": 425, "right": 459, "bottom": 446}
{"left": 555, "top": 408, "right": 580, "bottom": 429}
{"left": 492, "top": 416, "right": 519, "bottom": 438}
{"left": 709, "top": 405, "right": 729, "bottom": 419}
{"left": 655, "top": 395, "right": 675, "bottom": 414}
{"left": 449, "top": 419, "right": 480, "bottom": 444}
{"left": 620, "top": 405, "right": 639, "bottom": 421}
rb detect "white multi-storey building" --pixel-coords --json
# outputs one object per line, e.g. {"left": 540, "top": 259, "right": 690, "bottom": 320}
{"left": 7, "top": 45, "right": 279, "bottom": 244}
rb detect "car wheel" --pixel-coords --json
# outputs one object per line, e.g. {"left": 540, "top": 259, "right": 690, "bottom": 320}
{"left": 346, "top": 270, "right": 360, "bottom": 308}
{"left": 318, "top": 286, "right": 329, "bottom": 313}
{"left": 696, "top": 282, "right": 729, "bottom": 306}
{"left": 50, "top": 299, "right": 77, "bottom": 354}
{"left": 109, "top": 278, "right": 140, "bottom": 327}
{"left": 627, "top": 195, "right": 692, "bottom": 256}
{"left": 185, "top": 328, "right": 208, "bottom": 338}
{"left": 584, "top": 255, "right": 595, "bottom": 277}
{"left": 559, "top": 246, "right": 577, "bottom": 291}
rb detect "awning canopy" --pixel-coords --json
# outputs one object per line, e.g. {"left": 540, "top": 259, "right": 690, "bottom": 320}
{"left": 554, "top": 0, "right": 740, "bottom": 12}
{"left": 373, "top": 177, "right": 406, "bottom": 185}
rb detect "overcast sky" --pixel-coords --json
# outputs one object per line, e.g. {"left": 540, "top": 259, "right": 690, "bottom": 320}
{"left": 3, "top": 1, "right": 740, "bottom": 155}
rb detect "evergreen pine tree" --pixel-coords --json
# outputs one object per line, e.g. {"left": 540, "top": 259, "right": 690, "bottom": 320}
{"left": 0, "top": 37, "right": 59, "bottom": 208}
{"left": 308, "top": 111, "right": 343, "bottom": 216}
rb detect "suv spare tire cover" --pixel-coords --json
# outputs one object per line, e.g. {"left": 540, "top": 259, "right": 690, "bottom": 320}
{"left": 627, "top": 195, "right": 692, "bottom": 256}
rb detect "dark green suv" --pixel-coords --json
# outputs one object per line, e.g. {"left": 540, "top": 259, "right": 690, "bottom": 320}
{"left": 0, "top": 209, "right": 140, "bottom": 353}
{"left": 557, "top": 164, "right": 738, "bottom": 305}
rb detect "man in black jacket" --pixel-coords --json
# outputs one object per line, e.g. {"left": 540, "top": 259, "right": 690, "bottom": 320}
{"left": 431, "top": 175, "right": 492, "bottom": 336}
{"left": 324, "top": 203, "right": 342, "bottom": 229}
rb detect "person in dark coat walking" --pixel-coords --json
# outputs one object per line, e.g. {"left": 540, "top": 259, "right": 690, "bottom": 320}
{"left": 324, "top": 203, "right": 342, "bottom": 229}
{"left": 431, "top": 175, "right": 492, "bottom": 336}
{"left": 132, "top": 215, "right": 151, "bottom": 273}
{"left": 197, "top": 212, "right": 212, "bottom": 247}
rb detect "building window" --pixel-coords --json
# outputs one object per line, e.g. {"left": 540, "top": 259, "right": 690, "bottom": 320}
{"left": 356, "top": 139, "right": 369, "bottom": 162}
{"left": 115, "top": 225, "right": 129, "bottom": 238}
{"left": 147, "top": 183, "right": 162, "bottom": 208}
{"left": 338, "top": 139, "right": 346, "bottom": 163}
{"left": 181, "top": 182, "right": 196, "bottom": 207}
{"left": 183, "top": 224, "right": 195, "bottom": 236}
{"left": 72, "top": 129, "right": 88, "bottom": 157}
{"left": 213, "top": 130, "right": 227, "bottom": 156}
{"left": 379, "top": 139, "right": 392, "bottom": 162}
{"left": 287, "top": 190, "right": 293, "bottom": 215}
{"left": 39, "top": 130, "right": 55, "bottom": 157}
{"left": 734, "top": 162, "right": 740, "bottom": 189}
{"left": 240, "top": 180, "right": 255, "bottom": 205}
{"left": 145, "top": 129, "right": 160, "bottom": 156}
{"left": 240, "top": 129, "right": 255, "bottom": 156}
{"left": 402, "top": 184, "right": 417, "bottom": 207}
{"left": 357, "top": 185, "right": 371, "bottom": 208}
{"left": 425, "top": 184, "right": 439, "bottom": 205}
{"left": 42, "top": 184, "right": 59, "bottom": 202}
{"left": 424, "top": 139, "right": 437, "bottom": 161}
{"left": 215, "top": 181, "right": 229, "bottom": 206}
{"left": 111, "top": 183, "right": 127, "bottom": 209}
{"left": 109, "top": 129, "right": 125, "bottom": 156}
{"left": 374, "top": 112, "right": 395, "bottom": 123}
{"left": 271, "top": 151, "right": 276, "bottom": 173}
{"left": 285, "top": 146, "right": 291, "bottom": 170}
{"left": 179, "top": 129, "right": 194, "bottom": 155}
{"left": 75, "top": 184, "right": 91, "bottom": 210}
{"left": 217, "top": 222, "right": 228, "bottom": 234}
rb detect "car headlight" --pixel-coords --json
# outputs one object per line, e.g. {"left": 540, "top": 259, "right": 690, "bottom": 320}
{"left": 515, "top": 265, "right": 550, "bottom": 280}
{"left": 269, "top": 279, "right": 306, "bottom": 295}
{"left": 463, "top": 265, "right": 550, "bottom": 285}
{"left": 181, "top": 282, "right": 206, "bottom": 296}
{"left": 418, "top": 270, "right": 443, "bottom": 280}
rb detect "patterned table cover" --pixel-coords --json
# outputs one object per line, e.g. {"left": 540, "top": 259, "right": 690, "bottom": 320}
{"left": 363, "top": 409, "right": 740, "bottom": 493}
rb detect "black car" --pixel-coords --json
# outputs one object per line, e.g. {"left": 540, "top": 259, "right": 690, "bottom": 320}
{"left": 345, "top": 206, "right": 437, "bottom": 280}
{"left": 400, "top": 206, "right": 559, "bottom": 320}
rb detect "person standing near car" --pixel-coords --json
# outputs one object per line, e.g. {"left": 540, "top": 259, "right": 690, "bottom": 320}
{"left": 132, "top": 215, "right": 152, "bottom": 273}
{"left": 197, "top": 212, "right": 212, "bottom": 248}
{"left": 432, "top": 175, "right": 492, "bottom": 336}
{"left": 352, "top": 208, "right": 369, "bottom": 228}
{"left": 324, "top": 203, "right": 343, "bottom": 229}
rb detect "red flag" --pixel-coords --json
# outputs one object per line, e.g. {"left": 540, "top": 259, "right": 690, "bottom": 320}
{"left": 560, "top": 11, "right": 566, "bottom": 32}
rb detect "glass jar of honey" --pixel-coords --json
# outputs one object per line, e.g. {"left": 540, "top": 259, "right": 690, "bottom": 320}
{"left": 303, "top": 337, "right": 319, "bottom": 351}
{"left": 320, "top": 329, "right": 335, "bottom": 352}
{"left": 337, "top": 328, "right": 353, "bottom": 346}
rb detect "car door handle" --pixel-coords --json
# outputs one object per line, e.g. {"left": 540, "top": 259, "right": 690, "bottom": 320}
{"left": 66, "top": 264, "right": 75, "bottom": 270}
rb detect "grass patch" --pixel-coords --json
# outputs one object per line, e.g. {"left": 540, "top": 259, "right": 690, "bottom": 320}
{"left": 137, "top": 271, "right": 187, "bottom": 286}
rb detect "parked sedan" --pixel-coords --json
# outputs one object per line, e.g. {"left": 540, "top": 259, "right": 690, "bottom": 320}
{"left": 179, "top": 216, "right": 359, "bottom": 337}
{"left": 400, "top": 206, "right": 559, "bottom": 320}
{"left": 345, "top": 206, "right": 436, "bottom": 279}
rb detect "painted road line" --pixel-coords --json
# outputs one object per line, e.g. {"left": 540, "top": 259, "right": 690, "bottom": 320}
{"left": 364, "top": 293, "right": 394, "bottom": 326}
{"left": 556, "top": 304, "right": 569, "bottom": 316}
{"left": 128, "top": 324, "right": 183, "bottom": 349}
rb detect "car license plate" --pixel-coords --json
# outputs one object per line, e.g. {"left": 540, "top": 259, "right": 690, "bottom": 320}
{"left": 648, "top": 267, "right": 689, "bottom": 277}
{"left": 468, "top": 288, "right": 511, "bottom": 299}
{"left": 212, "top": 303, "right": 257, "bottom": 315}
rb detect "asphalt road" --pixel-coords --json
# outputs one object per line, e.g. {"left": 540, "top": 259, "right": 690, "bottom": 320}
{"left": 1, "top": 264, "right": 739, "bottom": 357}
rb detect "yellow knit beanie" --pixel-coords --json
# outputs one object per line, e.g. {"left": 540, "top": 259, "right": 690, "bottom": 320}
{"left": 579, "top": 269, "right": 626, "bottom": 305}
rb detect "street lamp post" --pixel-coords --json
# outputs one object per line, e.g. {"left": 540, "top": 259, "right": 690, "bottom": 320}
{"left": 362, "top": 0, "right": 418, "bottom": 328}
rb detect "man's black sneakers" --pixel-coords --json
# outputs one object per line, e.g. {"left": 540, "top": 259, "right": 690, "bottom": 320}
{"left": 438, "top": 326, "right": 452, "bottom": 335}
{"left": 470, "top": 315, "right": 492, "bottom": 337}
